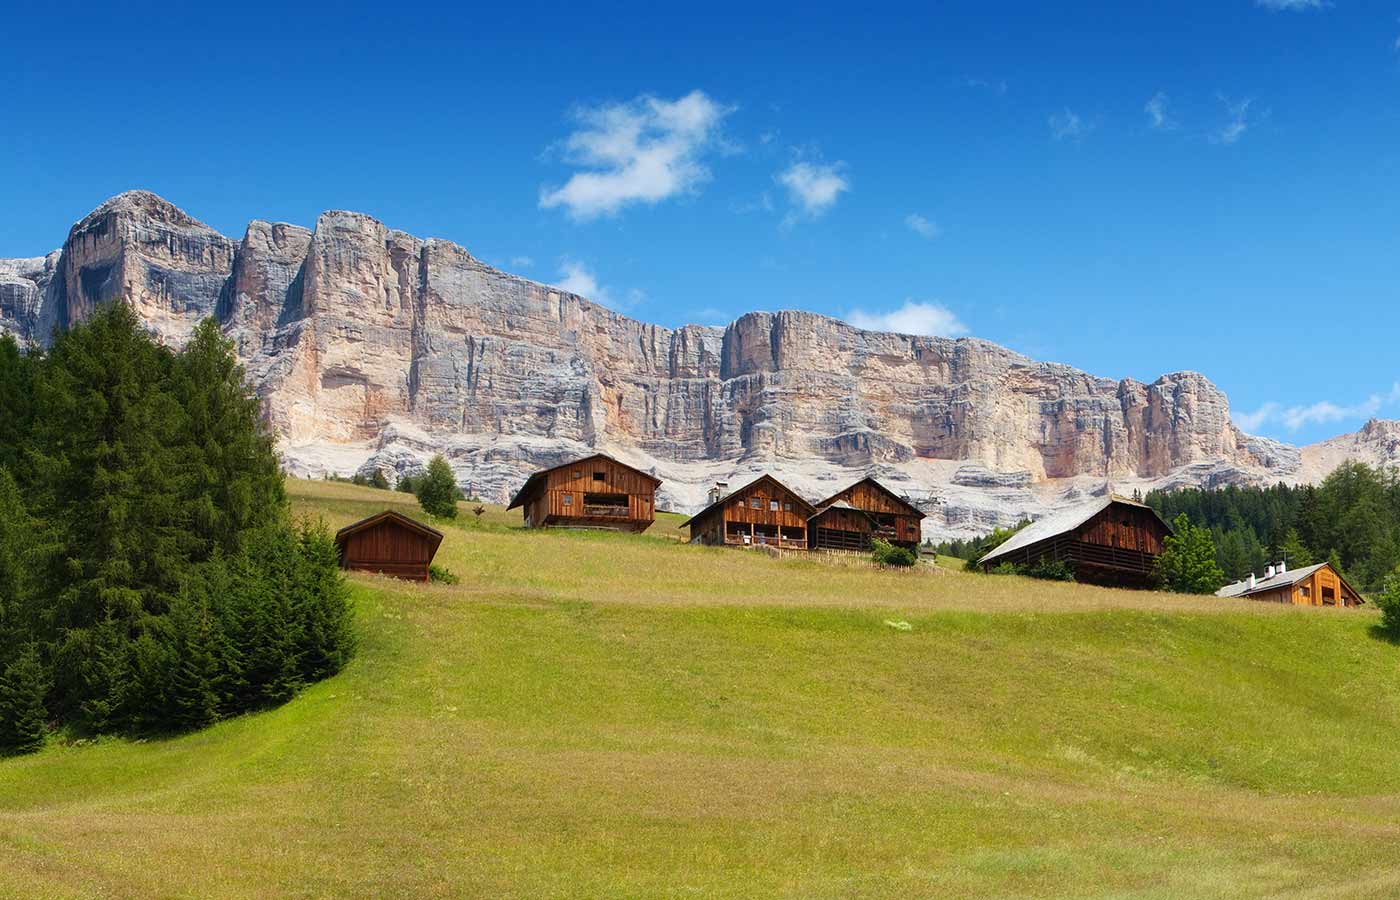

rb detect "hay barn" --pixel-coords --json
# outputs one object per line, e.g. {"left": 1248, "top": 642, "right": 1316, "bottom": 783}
{"left": 334, "top": 510, "right": 444, "bottom": 582}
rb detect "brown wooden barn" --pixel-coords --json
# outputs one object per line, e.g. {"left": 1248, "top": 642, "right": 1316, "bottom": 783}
{"left": 815, "top": 477, "right": 926, "bottom": 549}
{"left": 334, "top": 510, "right": 444, "bottom": 582}
{"left": 807, "top": 501, "right": 875, "bottom": 552}
{"left": 977, "top": 495, "right": 1172, "bottom": 587}
{"left": 507, "top": 453, "right": 661, "bottom": 533}
{"left": 681, "top": 474, "right": 817, "bottom": 549}
{"left": 1216, "top": 561, "right": 1364, "bottom": 607}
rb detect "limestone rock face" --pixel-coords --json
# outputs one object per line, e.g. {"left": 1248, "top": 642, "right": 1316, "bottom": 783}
{"left": 0, "top": 191, "right": 1374, "bottom": 539}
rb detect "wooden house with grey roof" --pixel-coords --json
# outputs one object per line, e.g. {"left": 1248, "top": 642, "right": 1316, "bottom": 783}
{"left": 1216, "top": 561, "right": 1363, "bottom": 607}
{"left": 978, "top": 495, "right": 1172, "bottom": 587}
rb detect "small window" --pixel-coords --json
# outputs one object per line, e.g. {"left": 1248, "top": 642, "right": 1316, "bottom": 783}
{"left": 562, "top": 494, "right": 573, "bottom": 506}
{"left": 770, "top": 499, "right": 779, "bottom": 511}
{"left": 593, "top": 471, "right": 605, "bottom": 482}
{"left": 572, "top": 470, "right": 581, "bottom": 479}
{"left": 750, "top": 497, "right": 761, "bottom": 509}
{"left": 784, "top": 502, "right": 792, "bottom": 511}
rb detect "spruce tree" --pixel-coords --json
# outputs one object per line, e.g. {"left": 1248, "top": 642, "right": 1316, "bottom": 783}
{"left": 416, "top": 455, "right": 460, "bottom": 519}
{"left": 1279, "top": 528, "right": 1314, "bottom": 569}
{"left": 173, "top": 319, "right": 285, "bottom": 560}
{"left": 0, "top": 643, "right": 50, "bottom": 755}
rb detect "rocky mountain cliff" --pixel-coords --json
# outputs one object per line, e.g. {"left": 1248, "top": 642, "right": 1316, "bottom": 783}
{"left": 0, "top": 191, "right": 1374, "bottom": 539}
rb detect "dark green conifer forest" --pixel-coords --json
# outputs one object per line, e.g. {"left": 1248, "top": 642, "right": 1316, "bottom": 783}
{"left": 0, "top": 305, "right": 353, "bottom": 754}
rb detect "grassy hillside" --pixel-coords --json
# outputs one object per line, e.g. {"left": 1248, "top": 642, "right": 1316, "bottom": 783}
{"left": 2, "top": 480, "right": 1399, "bottom": 898}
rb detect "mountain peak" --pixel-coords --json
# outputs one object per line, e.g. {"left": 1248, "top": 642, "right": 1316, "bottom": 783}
{"left": 76, "top": 190, "right": 215, "bottom": 233}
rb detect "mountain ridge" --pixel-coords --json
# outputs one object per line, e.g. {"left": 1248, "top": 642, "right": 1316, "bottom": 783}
{"left": 1, "top": 190, "right": 1393, "bottom": 539}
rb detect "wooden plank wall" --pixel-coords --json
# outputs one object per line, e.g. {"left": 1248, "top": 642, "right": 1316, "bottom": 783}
{"left": 690, "top": 478, "right": 810, "bottom": 543}
{"left": 342, "top": 522, "right": 437, "bottom": 580}
{"left": 525, "top": 456, "right": 657, "bottom": 527}
{"left": 829, "top": 481, "right": 923, "bottom": 545}
{"left": 1074, "top": 505, "right": 1167, "bottom": 556}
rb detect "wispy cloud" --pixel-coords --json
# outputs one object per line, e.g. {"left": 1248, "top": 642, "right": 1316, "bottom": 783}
{"left": 509, "top": 255, "right": 534, "bottom": 268}
{"left": 539, "top": 90, "right": 735, "bottom": 220}
{"left": 1049, "top": 108, "right": 1088, "bottom": 141}
{"left": 776, "top": 160, "right": 850, "bottom": 224}
{"left": 1235, "top": 384, "right": 1400, "bottom": 432}
{"left": 964, "top": 77, "right": 1008, "bottom": 96}
{"left": 845, "top": 300, "right": 968, "bottom": 337}
{"left": 1255, "top": 0, "right": 1326, "bottom": 10}
{"left": 551, "top": 260, "right": 608, "bottom": 304}
{"left": 1212, "top": 95, "right": 1258, "bottom": 145}
{"left": 904, "top": 213, "right": 941, "bottom": 239}
{"left": 1145, "top": 92, "right": 1177, "bottom": 131}
{"left": 688, "top": 306, "right": 731, "bottom": 326}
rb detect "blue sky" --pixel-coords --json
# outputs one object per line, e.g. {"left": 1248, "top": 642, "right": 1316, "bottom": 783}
{"left": 4, "top": 0, "right": 1399, "bottom": 446}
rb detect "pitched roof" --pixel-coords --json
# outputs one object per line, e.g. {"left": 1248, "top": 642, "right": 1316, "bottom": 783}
{"left": 815, "top": 477, "right": 926, "bottom": 520}
{"left": 507, "top": 453, "right": 662, "bottom": 510}
{"left": 678, "top": 474, "right": 817, "bottom": 528}
{"left": 1215, "top": 562, "right": 1363, "bottom": 602}
{"left": 334, "top": 510, "right": 444, "bottom": 551}
{"left": 808, "top": 501, "right": 874, "bottom": 524}
{"left": 978, "top": 495, "right": 1171, "bottom": 567}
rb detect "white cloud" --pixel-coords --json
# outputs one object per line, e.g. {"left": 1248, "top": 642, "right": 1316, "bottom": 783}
{"left": 964, "top": 77, "right": 1008, "bottom": 96}
{"left": 1212, "top": 95, "right": 1256, "bottom": 145}
{"left": 1049, "top": 108, "right": 1087, "bottom": 141}
{"left": 1255, "top": 0, "right": 1326, "bottom": 10}
{"left": 776, "top": 160, "right": 849, "bottom": 222}
{"left": 1235, "top": 383, "right": 1400, "bottom": 433}
{"left": 1145, "top": 92, "right": 1176, "bottom": 131}
{"left": 539, "top": 90, "right": 734, "bottom": 220}
{"left": 551, "top": 260, "right": 610, "bottom": 305}
{"left": 509, "top": 255, "right": 534, "bottom": 268}
{"left": 845, "top": 300, "right": 968, "bottom": 337}
{"left": 904, "top": 213, "right": 942, "bottom": 239}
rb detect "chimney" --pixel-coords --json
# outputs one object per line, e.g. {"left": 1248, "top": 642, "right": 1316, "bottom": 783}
{"left": 708, "top": 481, "right": 729, "bottom": 505}
{"left": 1278, "top": 560, "right": 1287, "bottom": 575}
{"left": 1265, "top": 565, "right": 1275, "bottom": 579}
{"left": 1248, "top": 573, "right": 1257, "bottom": 589}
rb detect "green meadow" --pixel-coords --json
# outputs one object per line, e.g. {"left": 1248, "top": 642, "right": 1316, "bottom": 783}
{"left": 2, "top": 479, "right": 1398, "bottom": 898}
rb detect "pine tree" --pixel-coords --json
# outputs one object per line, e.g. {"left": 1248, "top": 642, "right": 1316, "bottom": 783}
{"left": 172, "top": 318, "right": 286, "bottom": 560}
{"left": 0, "top": 643, "right": 50, "bottom": 755}
{"left": 1279, "top": 528, "right": 1314, "bottom": 569}
{"left": 1155, "top": 514, "right": 1226, "bottom": 594}
{"left": 1375, "top": 568, "right": 1400, "bottom": 634}
{"left": 369, "top": 469, "right": 390, "bottom": 490}
{"left": 416, "top": 455, "right": 460, "bottom": 519}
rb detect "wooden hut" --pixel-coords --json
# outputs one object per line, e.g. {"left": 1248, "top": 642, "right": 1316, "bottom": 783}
{"left": 808, "top": 501, "right": 875, "bottom": 552}
{"left": 507, "top": 453, "right": 661, "bottom": 533}
{"left": 334, "top": 510, "right": 444, "bottom": 582}
{"left": 977, "top": 495, "right": 1172, "bottom": 587}
{"left": 815, "top": 477, "right": 925, "bottom": 550}
{"left": 1216, "top": 561, "right": 1363, "bottom": 607}
{"left": 680, "top": 474, "right": 817, "bottom": 549}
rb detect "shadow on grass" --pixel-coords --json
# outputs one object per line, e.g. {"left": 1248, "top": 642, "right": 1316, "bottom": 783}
{"left": 1367, "top": 623, "right": 1400, "bottom": 646}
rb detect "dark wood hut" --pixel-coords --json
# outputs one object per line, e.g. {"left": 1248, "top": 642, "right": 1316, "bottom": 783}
{"left": 815, "top": 477, "right": 925, "bottom": 550}
{"left": 680, "top": 474, "right": 816, "bottom": 549}
{"left": 977, "top": 495, "right": 1172, "bottom": 587}
{"left": 334, "top": 510, "right": 444, "bottom": 582}
{"left": 807, "top": 501, "right": 875, "bottom": 552}
{"left": 507, "top": 453, "right": 661, "bottom": 533}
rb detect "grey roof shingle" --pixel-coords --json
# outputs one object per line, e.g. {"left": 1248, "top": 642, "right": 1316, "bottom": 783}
{"left": 1216, "top": 562, "right": 1327, "bottom": 598}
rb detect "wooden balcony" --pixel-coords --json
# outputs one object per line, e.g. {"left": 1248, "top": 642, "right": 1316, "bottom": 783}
{"left": 581, "top": 504, "right": 630, "bottom": 517}
{"left": 724, "top": 534, "right": 807, "bottom": 550}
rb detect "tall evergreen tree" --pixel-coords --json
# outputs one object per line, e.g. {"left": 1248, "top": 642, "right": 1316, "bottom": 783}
{"left": 0, "top": 643, "right": 50, "bottom": 755}
{"left": 173, "top": 319, "right": 285, "bottom": 560}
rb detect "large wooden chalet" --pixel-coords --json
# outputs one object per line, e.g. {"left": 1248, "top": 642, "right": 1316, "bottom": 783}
{"left": 978, "top": 495, "right": 1172, "bottom": 587}
{"left": 815, "top": 477, "right": 925, "bottom": 550}
{"left": 681, "top": 474, "right": 817, "bottom": 549}
{"left": 508, "top": 453, "right": 661, "bottom": 533}
{"left": 1217, "top": 561, "right": 1363, "bottom": 607}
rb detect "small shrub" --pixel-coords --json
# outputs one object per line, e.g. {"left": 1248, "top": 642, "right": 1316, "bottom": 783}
{"left": 369, "top": 469, "right": 390, "bottom": 490}
{"left": 990, "top": 562, "right": 1020, "bottom": 576}
{"left": 1023, "top": 558, "right": 1076, "bottom": 582}
{"left": 1376, "top": 570, "right": 1400, "bottom": 634}
{"left": 872, "top": 538, "right": 917, "bottom": 568}
{"left": 429, "top": 564, "right": 460, "bottom": 585}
